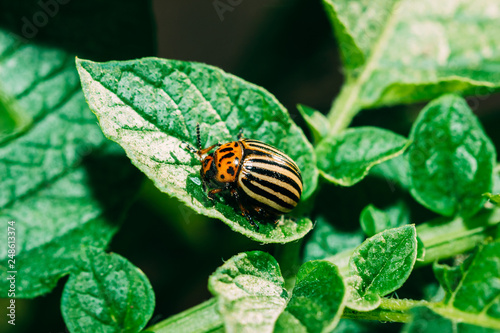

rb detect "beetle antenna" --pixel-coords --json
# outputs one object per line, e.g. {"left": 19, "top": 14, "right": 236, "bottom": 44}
{"left": 237, "top": 128, "right": 244, "bottom": 140}
{"left": 196, "top": 123, "right": 202, "bottom": 151}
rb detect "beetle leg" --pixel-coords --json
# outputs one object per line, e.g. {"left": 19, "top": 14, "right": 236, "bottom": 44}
{"left": 231, "top": 189, "right": 259, "bottom": 230}
{"left": 207, "top": 188, "right": 223, "bottom": 200}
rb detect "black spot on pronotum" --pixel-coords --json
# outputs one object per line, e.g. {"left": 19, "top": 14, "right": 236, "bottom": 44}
{"left": 227, "top": 166, "right": 235, "bottom": 176}
{"left": 220, "top": 174, "right": 225, "bottom": 179}
{"left": 218, "top": 163, "right": 221, "bottom": 167}
{"left": 219, "top": 147, "right": 233, "bottom": 153}
{"left": 220, "top": 152, "right": 235, "bottom": 161}
{"left": 234, "top": 142, "right": 238, "bottom": 147}
{"left": 227, "top": 161, "right": 232, "bottom": 164}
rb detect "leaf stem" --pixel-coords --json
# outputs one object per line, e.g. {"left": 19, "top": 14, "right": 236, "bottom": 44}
{"left": 326, "top": 80, "right": 362, "bottom": 135}
{"left": 342, "top": 298, "right": 427, "bottom": 323}
{"left": 144, "top": 298, "right": 223, "bottom": 333}
{"left": 324, "top": 207, "right": 500, "bottom": 272}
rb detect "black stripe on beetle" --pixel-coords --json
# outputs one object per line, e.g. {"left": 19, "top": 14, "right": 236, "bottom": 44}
{"left": 246, "top": 157, "right": 302, "bottom": 181}
{"left": 240, "top": 177, "right": 295, "bottom": 211}
{"left": 219, "top": 147, "right": 234, "bottom": 153}
{"left": 245, "top": 165, "right": 302, "bottom": 195}
{"left": 188, "top": 125, "right": 303, "bottom": 229}
{"left": 219, "top": 152, "right": 235, "bottom": 161}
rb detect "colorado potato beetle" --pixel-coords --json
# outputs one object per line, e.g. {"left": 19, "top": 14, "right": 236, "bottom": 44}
{"left": 184, "top": 124, "right": 303, "bottom": 229}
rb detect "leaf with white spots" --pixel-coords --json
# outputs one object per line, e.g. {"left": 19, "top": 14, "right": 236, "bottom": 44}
{"left": 76, "top": 58, "right": 315, "bottom": 244}
{"left": 346, "top": 225, "right": 418, "bottom": 311}
{"left": 61, "top": 247, "right": 155, "bottom": 333}
{"left": 408, "top": 95, "right": 496, "bottom": 218}
{"left": 322, "top": 0, "right": 500, "bottom": 110}
{"left": 208, "top": 251, "right": 288, "bottom": 333}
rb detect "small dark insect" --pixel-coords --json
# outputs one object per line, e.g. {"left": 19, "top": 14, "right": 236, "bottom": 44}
{"left": 183, "top": 124, "right": 303, "bottom": 230}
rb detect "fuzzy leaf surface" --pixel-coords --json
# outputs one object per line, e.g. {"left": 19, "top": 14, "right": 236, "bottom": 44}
{"left": 303, "top": 217, "right": 365, "bottom": 263}
{"left": 429, "top": 241, "right": 500, "bottom": 330}
{"left": 61, "top": 247, "right": 155, "bottom": 333}
{"left": 276, "top": 260, "right": 346, "bottom": 333}
{"left": 316, "top": 127, "right": 409, "bottom": 186}
{"left": 76, "top": 58, "right": 316, "bottom": 243}
{"left": 0, "top": 30, "right": 139, "bottom": 298}
{"left": 208, "top": 251, "right": 288, "bottom": 333}
{"left": 347, "top": 225, "right": 417, "bottom": 311}
{"left": 322, "top": 0, "right": 500, "bottom": 109}
{"left": 408, "top": 95, "right": 496, "bottom": 218}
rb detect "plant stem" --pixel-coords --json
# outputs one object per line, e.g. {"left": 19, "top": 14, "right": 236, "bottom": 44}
{"left": 327, "top": 80, "right": 362, "bottom": 135}
{"left": 145, "top": 208, "right": 500, "bottom": 332}
{"left": 326, "top": 1, "right": 401, "bottom": 136}
{"left": 324, "top": 207, "right": 500, "bottom": 273}
{"left": 342, "top": 298, "right": 427, "bottom": 323}
{"left": 144, "top": 298, "right": 223, "bottom": 333}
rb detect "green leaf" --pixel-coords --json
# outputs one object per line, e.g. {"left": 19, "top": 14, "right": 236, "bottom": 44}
{"left": 76, "top": 57, "right": 316, "bottom": 243}
{"left": 494, "top": 165, "right": 500, "bottom": 193}
{"left": 316, "top": 127, "right": 409, "bottom": 186}
{"left": 360, "top": 202, "right": 410, "bottom": 237}
{"left": 369, "top": 154, "right": 410, "bottom": 190}
{"left": 347, "top": 225, "right": 418, "bottom": 311}
{"left": 277, "top": 260, "right": 346, "bottom": 333}
{"left": 408, "top": 94, "right": 496, "bottom": 218}
{"left": 359, "top": 202, "right": 425, "bottom": 261}
{"left": 322, "top": 0, "right": 500, "bottom": 110}
{"left": 0, "top": 29, "right": 139, "bottom": 298}
{"left": 0, "top": 91, "right": 31, "bottom": 143}
{"left": 303, "top": 217, "right": 365, "bottom": 262}
{"left": 61, "top": 247, "right": 155, "bottom": 333}
{"left": 274, "top": 311, "right": 307, "bottom": 333}
{"left": 296, "top": 104, "right": 329, "bottom": 143}
{"left": 430, "top": 241, "right": 500, "bottom": 329}
{"left": 360, "top": 205, "right": 391, "bottom": 237}
{"left": 404, "top": 306, "right": 499, "bottom": 333}
{"left": 416, "top": 236, "right": 426, "bottom": 262}
{"left": 145, "top": 299, "right": 223, "bottom": 333}
{"left": 483, "top": 193, "right": 500, "bottom": 205}
{"left": 208, "top": 251, "right": 288, "bottom": 333}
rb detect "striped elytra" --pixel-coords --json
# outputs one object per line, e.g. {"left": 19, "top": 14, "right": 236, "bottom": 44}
{"left": 238, "top": 139, "right": 303, "bottom": 215}
{"left": 185, "top": 126, "right": 303, "bottom": 229}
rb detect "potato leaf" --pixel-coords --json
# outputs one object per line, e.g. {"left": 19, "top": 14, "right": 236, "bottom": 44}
{"left": 346, "top": 225, "right": 417, "bottom": 311}
{"left": 303, "top": 217, "right": 365, "bottom": 263}
{"left": 76, "top": 58, "right": 316, "bottom": 243}
{"left": 316, "top": 127, "right": 409, "bottom": 186}
{"left": 483, "top": 193, "right": 500, "bottom": 205}
{"left": 323, "top": 0, "right": 500, "bottom": 110}
{"left": 208, "top": 251, "right": 288, "bottom": 333}
{"left": 431, "top": 241, "right": 500, "bottom": 330}
{"left": 276, "top": 260, "right": 346, "bottom": 333}
{"left": 408, "top": 95, "right": 496, "bottom": 218}
{"left": 0, "top": 29, "right": 140, "bottom": 298}
{"left": 61, "top": 247, "right": 155, "bottom": 333}
{"left": 296, "top": 104, "right": 329, "bottom": 144}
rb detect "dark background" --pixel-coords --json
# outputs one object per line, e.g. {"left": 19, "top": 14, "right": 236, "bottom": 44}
{"left": 1, "top": 1, "right": 499, "bottom": 332}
